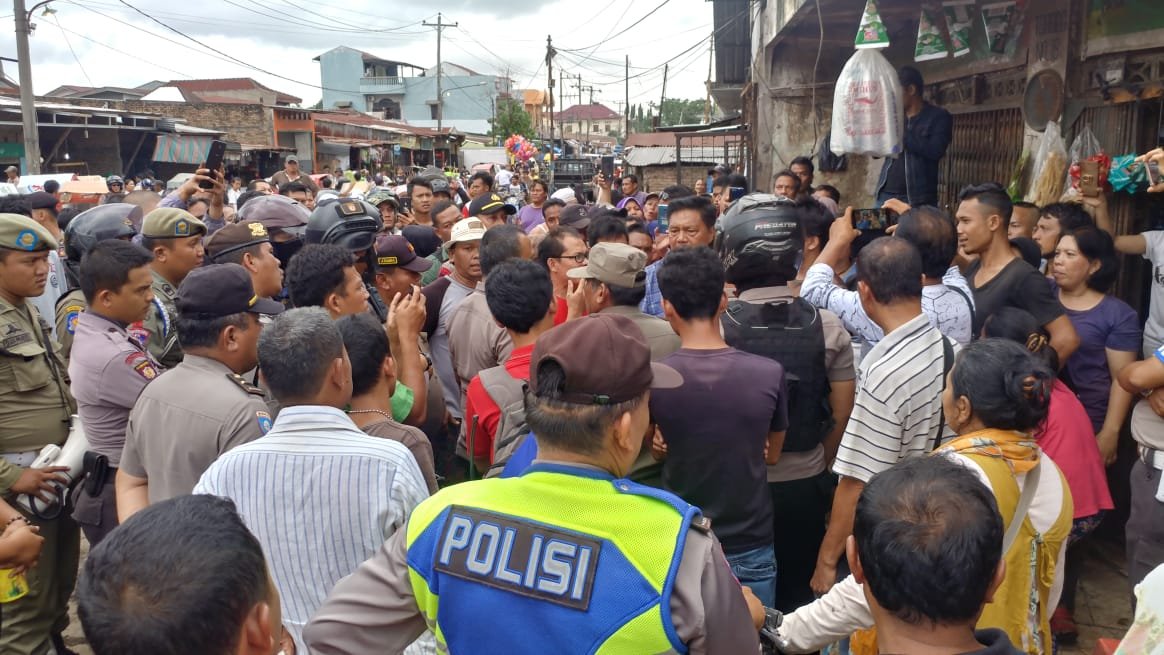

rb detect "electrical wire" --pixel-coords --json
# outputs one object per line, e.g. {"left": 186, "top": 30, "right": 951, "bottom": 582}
{"left": 50, "top": 14, "right": 92, "bottom": 85}
{"left": 52, "top": 21, "right": 196, "bottom": 78}
{"left": 558, "top": 0, "right": 676, "bottom": 53}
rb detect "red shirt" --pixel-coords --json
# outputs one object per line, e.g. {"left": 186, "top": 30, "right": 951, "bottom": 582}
{"left": 464, "top": 344, "right": 535, "bottom": 461}
{"left": 553, "top": 296, "right": 587, "bottom": 326}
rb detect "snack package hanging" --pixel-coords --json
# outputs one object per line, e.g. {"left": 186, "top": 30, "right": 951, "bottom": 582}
{"left": 915, "top": 7, "right": 949, "bottom": 62}
{"left": 943, "top": 0, "right": 974, "bottom": 57}
{"left": 1109, "top": 154, "right": 1147, "bottom": 194}
{"left": 1025, "top": 121, "right": 1068, "bottom": 206}
{"left": 982, "top": 1, "right": 1017, "bottom": 53}
{"left": 854, "top": 0, "right": 890, "bottom": 49}
{"left": 1065, "top": 126, "right": 1110, "bottom": 198}
{"left": 830, "top": 49, "right": 904, "bottom": 157}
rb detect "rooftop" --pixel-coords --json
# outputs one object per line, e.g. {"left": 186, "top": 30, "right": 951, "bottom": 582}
{"left": 552, "top": 103, "right": 621, "bottom": 121}
{"left": 165, "top": 78, "right": 302, "bottom": 105}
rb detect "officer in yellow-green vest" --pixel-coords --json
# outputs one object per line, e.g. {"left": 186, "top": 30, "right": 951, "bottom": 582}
{"left": 305, "top": 313, "right": 762, "bottom": 654}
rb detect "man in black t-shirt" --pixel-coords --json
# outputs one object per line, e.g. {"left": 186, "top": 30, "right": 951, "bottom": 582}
{"left": 648, "top": 247, "right": 788, "bottom": 608}
{"left": 957, "top": 183, "right": 1078, "bottom": 364}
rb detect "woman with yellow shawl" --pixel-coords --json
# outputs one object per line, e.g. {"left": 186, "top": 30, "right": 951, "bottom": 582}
{"left": 777, "top": 339, "right": 1073, "bottom": 655}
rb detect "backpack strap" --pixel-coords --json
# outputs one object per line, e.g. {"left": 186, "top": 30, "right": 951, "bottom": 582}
{"left": 934, "top": 336, "right": 955, "bottom": 451}
{"left": 478, "top": 366, "right": 528, "bottom": 477}
{"left": 1004, "top": 458, "right": 1041, "bottom": 553}
{"left": 946, "top": 284, "right": 976, "bottom": 334}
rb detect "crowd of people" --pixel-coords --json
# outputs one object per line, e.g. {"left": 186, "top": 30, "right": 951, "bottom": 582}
{"left": 0, "top": 70, "right": 1164, "bottom": 655}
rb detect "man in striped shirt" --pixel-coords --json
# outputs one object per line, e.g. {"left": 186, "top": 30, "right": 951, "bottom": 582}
{"left": 195, "top": 308, "right": 429, "bottom": 654}
{"left": 810, "top": 237, "right": 954, "bottom": 596}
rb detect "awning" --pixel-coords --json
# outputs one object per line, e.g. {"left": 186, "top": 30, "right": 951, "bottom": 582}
{"left": 152, "top": 134, "right": 213, "bottom": 165}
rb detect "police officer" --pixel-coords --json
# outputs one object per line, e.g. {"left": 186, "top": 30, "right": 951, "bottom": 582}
{"left": 305, "top": 314, "right": 763, "bottom": 654}
{"left": 117, "top": 264, "right": 284, "bottom": 518}
{"left": 139, "top": 207, "right": 207, "bottom": 367}
{"left": 68, "top": 239, "right": 161, "bottom": 546}
{"left": 304, "top": 198, "right": 387, "bottom": 321}
{"left": 204, "top": 220, "right": 284, "bottom": 300}
{"left": 55, "top": 203, "right": 141, "bottom": 361}
{"left": 0, "top": 213, "right": 80, "bottom": 655}
{"left": 236, "top": 193, "right": 310, "bottom": 285}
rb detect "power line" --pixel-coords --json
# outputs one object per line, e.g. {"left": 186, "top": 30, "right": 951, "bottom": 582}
{"left": 558, "top": 0, "right": 676, "bottom": 53}
{"left": 53, "top": 20, "right": 196, "bottom": 79}
{"left": 50, "top": 13, "right": 91, "bottom": 85}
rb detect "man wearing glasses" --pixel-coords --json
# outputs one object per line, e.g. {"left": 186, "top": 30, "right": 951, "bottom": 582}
{"left": 536, "top": 225, "right": 590, "bottom": 326}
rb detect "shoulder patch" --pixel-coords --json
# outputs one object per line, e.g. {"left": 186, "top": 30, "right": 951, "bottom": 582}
{"left": 63, "top": 305, "right": 84, "bottom": 335}
{"left": 227, "top": 373, "right": 266, "bottom": 397}
{"left": 256, "top": 410, "right": 272, "bottom": 435}
{"left": 126, "top": 352, "right": 160, "bottom": 381}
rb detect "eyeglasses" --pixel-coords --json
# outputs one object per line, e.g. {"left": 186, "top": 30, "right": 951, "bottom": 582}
{"left": 554, "top": 252, "right": 588, "bottom": 264}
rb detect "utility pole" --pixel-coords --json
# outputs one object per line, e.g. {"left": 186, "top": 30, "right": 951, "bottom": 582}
{"left": 657, "top": 63, "right": 669, "bottom": 129}
{"left": 624, "top": 55, "right": 630, "bottom": 140}
{"left": 559, "top": 70, "right": 565, "bottom": 142}
{"left": 14, "top": 0, "right": 43, "bottom": 174}
{"left": 546, "top": 35, "right": 555, "bottom": 185}
{"left": 578, "top": 74, "right": 583, "bottom": 107}
{"left": 424, "top": 12, "right": 457, "bottom": 162}
{"left": 584, "top": 86, "right": 599, "bottom": 145}
{"left": 704, "top": 34, "right": 714, "bottom": 125}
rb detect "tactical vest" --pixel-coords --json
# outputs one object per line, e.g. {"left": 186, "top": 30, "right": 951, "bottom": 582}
{"left": 722, "top": 297, "right": 833, "bottom": 452}
{"left": 404, "top": 464, "right": 701, "bottom": 654}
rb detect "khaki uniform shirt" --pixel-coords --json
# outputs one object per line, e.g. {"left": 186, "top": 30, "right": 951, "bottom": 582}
{"left": 447, "top": 284, "right": 513, "bottom": 406}
{"left": 599, "top": 304, "right": 681, "bottom": 361}
{"left": 361, "top": 417, "right": 439, "bottom": 494}
{"left": 122, "top": 354, "right": 271, "bottom": 502}
{"left": 271, "top": 171, "right": 320, "bottom": 193}
{"left": 0, "top": 297, "right": 73, "bottom": 492}
{"left": 141, "top": 269, "right": 183, "bottom": 369}
{"left": 54, "top": 288, "right": 85, "bottom": 365}
{"left": 303, "top": 461, "right": 760, "bottom": 654}
{"left": 68, "top": 312, "right": 161, "bottom": 466}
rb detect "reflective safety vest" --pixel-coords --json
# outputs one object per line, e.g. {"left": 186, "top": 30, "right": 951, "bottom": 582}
{"left": 404, "top": 462, "right": 702, "bottom": 654}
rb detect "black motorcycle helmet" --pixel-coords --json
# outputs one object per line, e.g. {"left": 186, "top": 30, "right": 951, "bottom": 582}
{"left": 714, "top": 193, "right": 802, "bottom": 286}
{"left": 304, "top": 198, "right": 381, "bottom": 252}
{"left": 64, "top": 204, "right": 140, "bottom": 261}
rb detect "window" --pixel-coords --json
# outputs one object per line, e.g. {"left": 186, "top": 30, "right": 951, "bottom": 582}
{"left": 430, "top": 104, "right": 439, "bottom": 120}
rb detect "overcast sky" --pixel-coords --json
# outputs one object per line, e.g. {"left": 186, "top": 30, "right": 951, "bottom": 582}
{"left": 1, "top": 0, "right": 720, "bottom": 113}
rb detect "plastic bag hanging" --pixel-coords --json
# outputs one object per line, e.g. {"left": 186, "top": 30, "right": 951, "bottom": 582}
{"left": 830, "top": 49, "right": 904, "bottom": 158}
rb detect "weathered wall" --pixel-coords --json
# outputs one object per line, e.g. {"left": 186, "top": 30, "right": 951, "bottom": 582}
{"left": 66, "top": 98, "right": 273, "bottom": 147}
{"left": 636, "top": 164, "right": 712, "bottom": 193}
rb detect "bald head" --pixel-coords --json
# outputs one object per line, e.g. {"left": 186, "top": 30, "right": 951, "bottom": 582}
{"left": 857, "top": 237, "right": 923, "bottom": 305}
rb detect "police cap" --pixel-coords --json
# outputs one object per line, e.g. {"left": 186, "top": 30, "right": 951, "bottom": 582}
{"left": 141, "top": 208, "right": 207, "bottom": 239}
{"left": 0, "top": 213, "right": 58, "bottom": 252}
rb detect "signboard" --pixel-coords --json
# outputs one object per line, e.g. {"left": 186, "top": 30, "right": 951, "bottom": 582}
{"left": 1085, "top": 0, "right": 1164, "bottom": 57}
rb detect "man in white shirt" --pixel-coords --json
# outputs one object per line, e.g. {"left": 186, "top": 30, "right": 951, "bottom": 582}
{"left": 801, "top": 204, "right": 974, "bottom": 347}
{"left": 195, "top": 307, "right": 429, "bottom": 653}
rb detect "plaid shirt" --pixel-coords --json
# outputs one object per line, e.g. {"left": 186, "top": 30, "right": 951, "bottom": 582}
{"left": 638, "top": 260, "right": 664, "bottom": 318}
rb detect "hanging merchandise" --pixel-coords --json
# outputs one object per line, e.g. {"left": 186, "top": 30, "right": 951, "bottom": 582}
{"left": 981, "top": 1, "right": 1017, "bottom": 53}
{"left": 915, "top": 7, "right": 950, "bottom": 62}
{"left": 1065, "top": 126, "right": 1111, "bottom": 199}
{"left": 942, "top": 0, "right": 974, "bottom": 57}
{"left": 854, "top": 0, "right": 890, "bottom": 49}
{"left": 1025, "top": 121, "right": 1068, "bottom": 207}
{"left": 830, "top": 49, "right": 904, "bottom": 157}
{"left": 1109, "top": 154, "right": 1149, "bottom": 194}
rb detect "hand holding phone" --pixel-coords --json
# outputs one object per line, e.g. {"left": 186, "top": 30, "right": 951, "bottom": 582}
{"left": 198, "top": 140, "right": 227, "bottom": 190}
{"left": 850, "top": 208, "right": 899, "bottom": 232}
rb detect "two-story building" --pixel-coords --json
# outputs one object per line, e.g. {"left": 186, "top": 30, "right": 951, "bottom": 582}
{"left": 315, "top": 46, "right": 501, "bottom": 134}
{"left": 552, "top": 103, "right": 624, "bottom": 143}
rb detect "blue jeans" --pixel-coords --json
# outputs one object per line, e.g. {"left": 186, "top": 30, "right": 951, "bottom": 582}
{"left": 725, "top": 544, "right": 777, "bottom": 608}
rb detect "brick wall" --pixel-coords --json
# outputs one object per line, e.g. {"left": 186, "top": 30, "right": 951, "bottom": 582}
{"left": 65, "top": 99, "right": 274, "bottom": 146}
{"left": 637, "top": 164, "right": 711, "bottom": 193}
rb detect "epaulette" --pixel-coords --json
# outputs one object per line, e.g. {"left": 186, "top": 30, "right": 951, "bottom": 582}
{"left": 690, "top": 514, "right": 712, "bottom": 533}
{"left": 227, "top": 373, "right": 265, "bottom": 396}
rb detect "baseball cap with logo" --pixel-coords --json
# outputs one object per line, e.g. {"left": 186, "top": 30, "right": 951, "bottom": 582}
{"left": 0, "top": 213, "right": 57, "bottom": 252}
{"left": 529, "top": 313, "right": 682, "bottom": 406}
{"left": 374, "top": 234, "right": 432, "bottom": 273}
{"left": 567, "top": 242, "right": 647, "bottom": 288}
{"left": 205, "top": 221, "right": 271, "bottom": 262}
{"left": 468, "top": 193, "right": 517, "bottom": 217}
{"left": 559, "top": 204, "right": 592, "bottom": 230}
{"left": 177, "top": 263, "right": 284, "bottom": 318}
{"left": 141, "top": 208, "right": 207, "bottom": 239}
{"left": 445, "top": 218, "right": 487, "bottom": 247}
{"left": 285, "top": 155, "right": 299, "bottom": 164}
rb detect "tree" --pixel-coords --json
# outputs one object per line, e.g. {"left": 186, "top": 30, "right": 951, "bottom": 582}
{"left": 490, "top": 97, "right": 534, "bottom": 140}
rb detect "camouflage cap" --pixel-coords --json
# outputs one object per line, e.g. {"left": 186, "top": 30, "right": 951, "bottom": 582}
{"left": 0, "top": 213, "right": 58, "bottom": 252}
{"left": 141, "top": 208, "right": 207, "bottom": 239}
